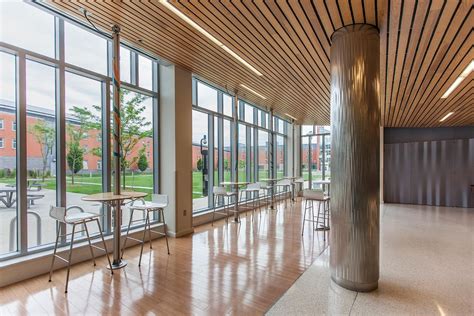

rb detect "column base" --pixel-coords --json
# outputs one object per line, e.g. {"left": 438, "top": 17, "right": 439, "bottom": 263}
{"left": 331, "top": 275, "right": 378, "bottom": 292}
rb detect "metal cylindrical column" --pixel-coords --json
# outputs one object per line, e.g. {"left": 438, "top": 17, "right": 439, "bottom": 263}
{"left": 330, "top": 24, "right": 380, "bottom": 292}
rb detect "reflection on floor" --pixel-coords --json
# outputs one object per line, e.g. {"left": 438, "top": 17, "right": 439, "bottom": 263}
{"left": 268, "top": 203, "right": 474, "bottom": 315}
{"left": 0, "top": 199, "right": 330, "bottom": 315}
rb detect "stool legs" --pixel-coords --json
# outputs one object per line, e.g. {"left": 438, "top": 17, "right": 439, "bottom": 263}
{"left": 64, "top": 224, "right": 76, "bottom": 293}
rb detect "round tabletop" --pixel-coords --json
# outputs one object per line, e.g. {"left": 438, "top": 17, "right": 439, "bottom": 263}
{"left": 220, "top": 181, "right": 250, "bottom": 186}
{"left": 260, "top": 178, "right": 278, "bottom": 181}
{"left": 313, "top": 180, "right": 331, "bottom": 184}
{"left": 82, "top": 191, "right": 147, "bottom": 202}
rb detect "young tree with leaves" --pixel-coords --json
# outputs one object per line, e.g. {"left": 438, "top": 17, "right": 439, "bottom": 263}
{"left": 29, "top": 120, "right": 55, "bottom": 181}
{"left": 66, "top": 105, "right": 100, "bottom": 184}
{"left": 119, "top": 91, "right": 152, "bottom": 188}
{"left": 137, "top": 145, "right": 149, "bottom": 172}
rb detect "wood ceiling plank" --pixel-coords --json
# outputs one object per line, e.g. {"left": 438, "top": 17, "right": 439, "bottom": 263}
{"left": 378, "top": 0, "right": 389, "bottom": 125}
{"left": 259, "top": 1, "right": 330, "bottom": 97}
{"left": 44, "top": 0, "right": 472, "bottom": 127}
{"left": 384, "top": 0, "right": 402, "bottom": 125}
{"left": 175, "top": 0, "right": 324, "bottom": 120}
{"left": 396, "top": 0, "right": 444, "bottom": 125}
{"left": 313, "top": 0, "right": 336, "bottom": 40}
{"left": 387, "top": 0, "right": 416, "bottom": 126}
{"left": 392, "top": 0, "right": 432, "bottom": 126}
{"left": 338, "top": 0, "right": 354, "bottom": 25}
{"left": 402, "top": 1, "right": 460, "bottom": 125}
{"left": 351, "top": 0, "right": 366, "bottom": 23}
{"left": 364, "top": 0, "right": 377, "bottom": 25}
{"left": 415, "top": 55, "right": 473, "bottom": 126}
{"left": 406, "top": 5, "right": 472, "bottom": 125}
{"left": 325, "top": 0, "right": 344, "bottom": 30}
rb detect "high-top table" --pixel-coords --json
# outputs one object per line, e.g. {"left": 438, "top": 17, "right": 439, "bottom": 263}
{"left": 82, "top": 191, "right": 147, "bottom": 269}
{"left": 285, "top": 176, "right": 299, "bottom": 202}
{"left": 260, "top": 178, "right": 278, "bottom": 209}
{"left": 313, "top": 180, "right": 331, "bottom": 196}
{"left": 220, "top": 181, "right": 249, "bottom": 222}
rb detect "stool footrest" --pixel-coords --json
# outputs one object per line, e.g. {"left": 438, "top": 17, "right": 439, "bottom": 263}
{"left": 54, "top": 254, "right": 69, "bottom": 263}
{"left": 90, "top": 244, "right": 106, "bottom": 252}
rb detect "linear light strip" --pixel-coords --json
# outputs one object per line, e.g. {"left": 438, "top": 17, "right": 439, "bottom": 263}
{"left": 439, "top": 112, "right": 454, "bottom": 122}
{"left": 159, "top": 0, "right": 263, "bottom": 76}
{"left": 441, "top": 60, "right": 474, "bottom": 99}
{"left": 284, "top": 113, "right": 297, "bottom": 121}
{"left": 240, "top": 84, "right": 266, "bottom": 99}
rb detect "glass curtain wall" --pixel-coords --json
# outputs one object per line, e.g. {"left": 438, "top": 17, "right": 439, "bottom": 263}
{"left": 0, "top": 2, "right": 160, "bottom": 259}
{"left": 192, "top": 78, "right": 289, "bottom": 212}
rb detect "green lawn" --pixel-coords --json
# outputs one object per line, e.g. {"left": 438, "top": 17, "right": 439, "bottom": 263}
{"left": 1, "top": 170, "right": 301, "bottom": 200}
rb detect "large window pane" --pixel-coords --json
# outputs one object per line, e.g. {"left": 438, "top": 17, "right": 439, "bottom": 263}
{"left": 197, "top": 82, "right": 217, "bottom": 112}
{"left": 119, "top": 90, "right": 154, "bottom": 227}
{"left": 238, "top": 124, "right": 246, "bottom": 182}
{"left": 0, "top": 2, "right": 55, "bottom": 58}
{"left": 258, "top": 130, "right": 269, "bottom": 181}
{"left": 26, "top": 60, "right": 57, "bottom": 249}
{"left": 192, "top": 110, "right": 209, "bottom": 211}
{"left": 0, "top": 52, "right": 17, "bottom": 255}
{"left": 65, "top": 72, "right": 103, "bottom": 235}
{"left": 120, "top": 46, "right": 131, "bottom": 84}
{"left": 65, "top": 21, "right": 108, "bottom": 75}
{"left": 223, "top": 119, "right": 232, "bottom": 182}
{"left": 245, "top": 104, "right": 254, "bottom": 124}
{"left": 301, "top": 136, "right": 310, "bottom": 188}
{"left": 138, "top": 55, "right": 153, "bottom": 90}
{"left": 223, "top": 94, "right": 233, "bottom": 117}
{"left": 276, "top": 135, "right": 285, "bottom": 178}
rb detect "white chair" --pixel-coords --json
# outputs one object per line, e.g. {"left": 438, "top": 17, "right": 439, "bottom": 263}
{"left": 301, "top": 190, "right": 330, "bottom": 238}
{"left": 239, "top": 182, "right": 262, "bottom": 217}
{"left": 275, "top": 179, "right": 292, "bottom": 204}
{"left": 212, "top": 186, "right": 237, "bottom": 225}
{"left": 48, "top": 205, "right": 113, "bottom": 293}
{"left": 121, "top": 194, "right": 170, "bottom": 266}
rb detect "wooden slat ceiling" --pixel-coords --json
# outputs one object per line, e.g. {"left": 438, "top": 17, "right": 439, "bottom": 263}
{"left": 45, "top": 0, "right": 473, "bottom": 127}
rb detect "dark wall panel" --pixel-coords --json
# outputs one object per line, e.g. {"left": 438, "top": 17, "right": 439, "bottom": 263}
{"left": 384, "top": 138, "right": 474, "bottom": 208}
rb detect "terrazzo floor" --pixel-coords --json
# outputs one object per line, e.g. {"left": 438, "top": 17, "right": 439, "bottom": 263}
{"left": 267, "top": 203, "right": 474, "bottom": 315}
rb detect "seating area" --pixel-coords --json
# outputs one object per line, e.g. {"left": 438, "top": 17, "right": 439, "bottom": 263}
{"left": 0, "top": 1, "right": 472, "bottom": 315}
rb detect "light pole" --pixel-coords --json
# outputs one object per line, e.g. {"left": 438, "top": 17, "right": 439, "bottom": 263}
{"left": 200, "top": 135, "right": 208, "bottom": 196}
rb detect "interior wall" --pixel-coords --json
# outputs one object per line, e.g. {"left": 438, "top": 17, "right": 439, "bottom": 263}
{"left": 384, "top": 127, "right": 474, "bottom": 208}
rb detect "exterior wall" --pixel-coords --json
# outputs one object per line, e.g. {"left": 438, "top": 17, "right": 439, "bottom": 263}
{"left": 0, "top": 109, "right": 154, "bottom": 174}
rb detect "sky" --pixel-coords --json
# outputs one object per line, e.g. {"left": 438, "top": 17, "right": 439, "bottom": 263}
{"left": 0, "top": 1, "right": 153, "bottom": 117}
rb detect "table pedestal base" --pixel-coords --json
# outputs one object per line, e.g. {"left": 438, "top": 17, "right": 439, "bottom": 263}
{"left": 108, "top": 259, "right": 128, "bottom": 270}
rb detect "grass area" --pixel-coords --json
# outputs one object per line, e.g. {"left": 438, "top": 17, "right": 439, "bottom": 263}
{"left": 1, "top": 170, "right": 301, "bottom": 199}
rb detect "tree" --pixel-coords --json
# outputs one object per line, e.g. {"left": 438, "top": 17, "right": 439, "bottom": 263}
{"left": 67, "top": 143, "right": 83, "bottom": 184}
{"left": 196, "top": 158, "right": 203, "bottom": 171}
{"left": 223, "top": 158, "right": 230, "bottom": 171}
{"left": 29, "top": 120, "right": 55, "bottom": 181}
{"left": 118, "top": 91, "right": 152, "bottom": 188}
{"left": 66, "top": 106, "right": 100, "bottom": 184}
{"left": 137, "top": 146, "right": 148, "bottom": 172}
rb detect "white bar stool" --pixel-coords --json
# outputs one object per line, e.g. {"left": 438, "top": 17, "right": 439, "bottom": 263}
{"left": 212, "top": 186, "right": 237, "bottom": 225}
{"left": 239, "top": 182, "right": 262, "bottom": 218}
{"left": 48, "top": 205, "right": 113, "bottom": 293}
{"left": 275, "top": 179, "right": 292, "bottom": 204}
{"left": 121, "top": 194, "right": 170, "bottom": 266}
{"left": 301, "top": 189, "right": 330, "bottom": 239}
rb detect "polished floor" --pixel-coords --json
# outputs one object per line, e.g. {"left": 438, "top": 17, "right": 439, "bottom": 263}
{"left": 268, "top": 203, "right": 474, "bottom": 315}
{"left": 0, "top": 199, "right": 330, "bottom": 315}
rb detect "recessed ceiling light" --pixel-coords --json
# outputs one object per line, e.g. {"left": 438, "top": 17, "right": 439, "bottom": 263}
{"left": 285, "top": 113, "right": 297, "bottom": 121}
{"left": 441, "top": 60, "right": 474, "bottom": 99}
{"left": 440, "top": 112, "right": 454, "bottom": 122}
{"left": 240, "top": 84, "right": 266, "bottom": 99}
{"left": 159, "top": 0, "right": 263, "bottom": 76}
